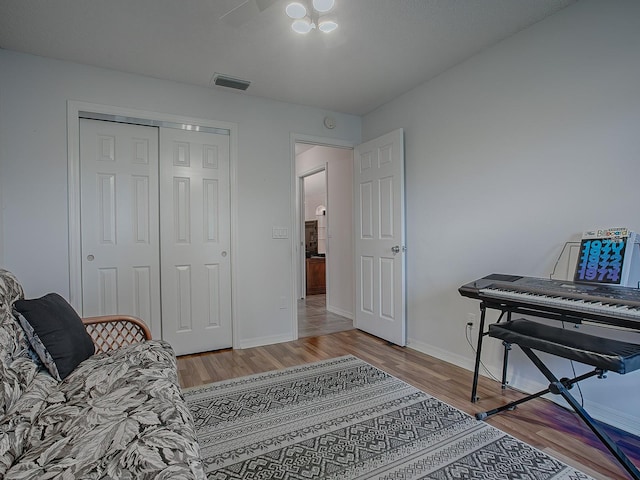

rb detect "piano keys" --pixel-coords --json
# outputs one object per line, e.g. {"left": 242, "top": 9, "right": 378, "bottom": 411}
{"left": 459, "top": 273, "right": 640, "bottom": 330}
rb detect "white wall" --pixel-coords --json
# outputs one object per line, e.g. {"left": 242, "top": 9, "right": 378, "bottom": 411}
{"left": 0, "top": 49, "right": 361, "bottom": 348}
{"left": 363, "top": 0, "right": 640, "bottom": 434}
{"left": 297, "top": 146, "right": 354, "bottom": 319}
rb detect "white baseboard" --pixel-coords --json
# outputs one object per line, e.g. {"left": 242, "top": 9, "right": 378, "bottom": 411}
{"left": 407, "top": 337, "right": 476, "bottom": 372}
{"left": 238, "top": 333, "right": 295, "bottom": 349}
{"left": 326, "top": 304, "right": 353, "bottom": 320}
{"left": 407, "top": 337, "right": 640, "bottom": 437}
{"left": 585, "top": 399, "right": 640, "bottom": 437}
{"left": 507, "top": 376, "right": 640, "bottom": 437}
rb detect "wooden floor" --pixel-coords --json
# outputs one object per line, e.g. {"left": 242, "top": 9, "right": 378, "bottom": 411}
{"left": 297, "top": 293, "right": 354, "bottom": 338}
{"left": 177, "top": 330, "right": 640, "bottom": 480}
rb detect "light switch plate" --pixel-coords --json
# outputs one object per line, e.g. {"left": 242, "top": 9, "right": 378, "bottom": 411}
{"left": 272, "top": 226, "right": 289, "bottom": 239}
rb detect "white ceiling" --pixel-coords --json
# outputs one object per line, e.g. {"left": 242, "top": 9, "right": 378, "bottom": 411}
{"left": 0, "top": 0, "right": 577, "bottom": 115}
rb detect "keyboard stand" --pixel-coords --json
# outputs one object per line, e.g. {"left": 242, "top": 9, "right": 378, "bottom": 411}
{"left": 470, "top": 299, "right": 586, "bottom": 403}
{"left": 474, "top": 318, "right": 640, "bottom": 480}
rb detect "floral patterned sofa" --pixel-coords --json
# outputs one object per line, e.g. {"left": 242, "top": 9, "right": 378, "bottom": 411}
{"left": 0, "top": 269, "right": 205, "bottom": 479}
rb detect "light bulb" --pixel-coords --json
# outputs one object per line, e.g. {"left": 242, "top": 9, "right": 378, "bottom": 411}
{"left": 292, "top": 19, "right": 314, "bottom": 34}
{"left": 286, "top": 2, "right": 307, "bottom": 19}
{"left": 318, "top": 20, "right": 338, "bottom": 33}
{"left": 312, "top": 0, "right": 335, "bottom": 13}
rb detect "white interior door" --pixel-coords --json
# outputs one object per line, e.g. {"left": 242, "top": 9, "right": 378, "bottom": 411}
{"left": 159, "top": 127, "right": 232, "bottom": 355}
{"left": 80, "top": 119, "right": 162, "bottom": 338}
{"left": 354, "top": 129, "right": 406, "bottom": 346}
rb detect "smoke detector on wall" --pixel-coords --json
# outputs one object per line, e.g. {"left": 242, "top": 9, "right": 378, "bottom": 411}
{"left": 324, "top": 116, "right": 336, "bottom": 129}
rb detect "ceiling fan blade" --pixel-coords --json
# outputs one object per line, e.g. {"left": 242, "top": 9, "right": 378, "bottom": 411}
{"left": 219, "top": 0, "right": 260, "bottom": 27}
{"left": 219, "top": 0, "right": 278, "bottom": 27}
{"left": 255, "top": 0, "right": 279, "bottom": 12}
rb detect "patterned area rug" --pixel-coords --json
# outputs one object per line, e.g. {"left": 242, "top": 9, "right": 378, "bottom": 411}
{"left": 183, "top": 355, "right": 594, "bottom": 479}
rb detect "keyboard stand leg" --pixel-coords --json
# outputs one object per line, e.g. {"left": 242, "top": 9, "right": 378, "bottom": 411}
{"left": 475, "top": 385, "right": 549, "bottom": 420}
{"left": 501, "top": 341, "right": 511, "bottom": 389}
{"left": 521, "top": 347, "right": 640, "bottom": 480}
{"left": 477, "top": 345, "right": 640, "bottom": 480}
{"left": 476, "top": 364, "right": 599, "bottom": 420}
{"left": 470, "top": 304, "right": 487, "bottom": 403}
{"left": 556, "top": 381, "right": 640, "bottom": 480}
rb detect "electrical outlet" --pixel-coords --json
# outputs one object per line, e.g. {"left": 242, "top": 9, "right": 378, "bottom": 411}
{"left": 466, "top": 313, "right": 476, "bottom": 329}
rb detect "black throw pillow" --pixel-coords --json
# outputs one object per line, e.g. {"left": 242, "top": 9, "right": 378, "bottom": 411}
{"left": 13, "top": 293, "right": 95, "bottom": 380}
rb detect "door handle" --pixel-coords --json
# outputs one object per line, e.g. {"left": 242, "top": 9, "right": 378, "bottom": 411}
{"left": 391, "top": 245, "right": 406, "bottom": 254}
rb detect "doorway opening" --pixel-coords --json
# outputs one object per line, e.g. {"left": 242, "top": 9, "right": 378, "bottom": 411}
{"left": 294, "top": 141, "right": 354, "bottom": 338}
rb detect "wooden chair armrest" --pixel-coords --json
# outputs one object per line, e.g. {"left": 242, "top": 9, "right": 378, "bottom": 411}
{"left": 82, "top": 315, "right": 152, "bottom": 354}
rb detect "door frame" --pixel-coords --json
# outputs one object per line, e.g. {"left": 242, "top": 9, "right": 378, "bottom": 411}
{"left": 290, "top": 133, "right": 354, "bottom": 340}
{"left": 298, "top": 164, "right": 327, "bottom": 299}
{"left": 67, "top": 100, "right": 240, "bottom": 347}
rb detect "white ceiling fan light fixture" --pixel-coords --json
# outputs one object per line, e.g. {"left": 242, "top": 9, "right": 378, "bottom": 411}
{"left": 318, "top": 19, "right": 338, "bottom": 33}
{"left": 292, "top": 18, "right": 315, "bottom": 34}
{"left": 312, "top": 0, "right": 335, "bottom": 13}
{"left": 287, "top": 0, "right": 337, "bottom": 34}
{"left": 285, "top": 2, "right": 307, "bottom": 19}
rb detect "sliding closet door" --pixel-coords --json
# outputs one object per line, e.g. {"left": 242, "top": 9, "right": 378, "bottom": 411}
{"left": 79, "top": 119, "right": 162, "bottom": 338}
{"left": 159, "top": 127, "right": 232, "bottom": 355}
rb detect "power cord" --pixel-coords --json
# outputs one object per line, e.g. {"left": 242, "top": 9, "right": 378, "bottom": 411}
{"left": 548, "top": 241, "right": 580, "bottom": 280}
{"left": 465, "top": 319, "right": 586, "bottom": 408}
{"left": 465, "top": 323, "right": 502, "bottom": 383}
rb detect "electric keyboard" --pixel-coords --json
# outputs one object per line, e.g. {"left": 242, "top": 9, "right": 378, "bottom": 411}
{"left": 459, "top": 273, "right": 640, "bottom": 330}
{"left": 461, "top": 274, "right": 640, "bottom": 479}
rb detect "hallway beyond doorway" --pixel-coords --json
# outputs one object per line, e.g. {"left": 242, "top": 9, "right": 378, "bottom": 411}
{"left": 298, "top": 294, "right": 353, "bottom": 338}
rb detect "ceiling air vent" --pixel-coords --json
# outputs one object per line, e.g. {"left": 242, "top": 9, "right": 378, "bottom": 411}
{"left": 211, "top": 73, "right": 251, "bottom": 91}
